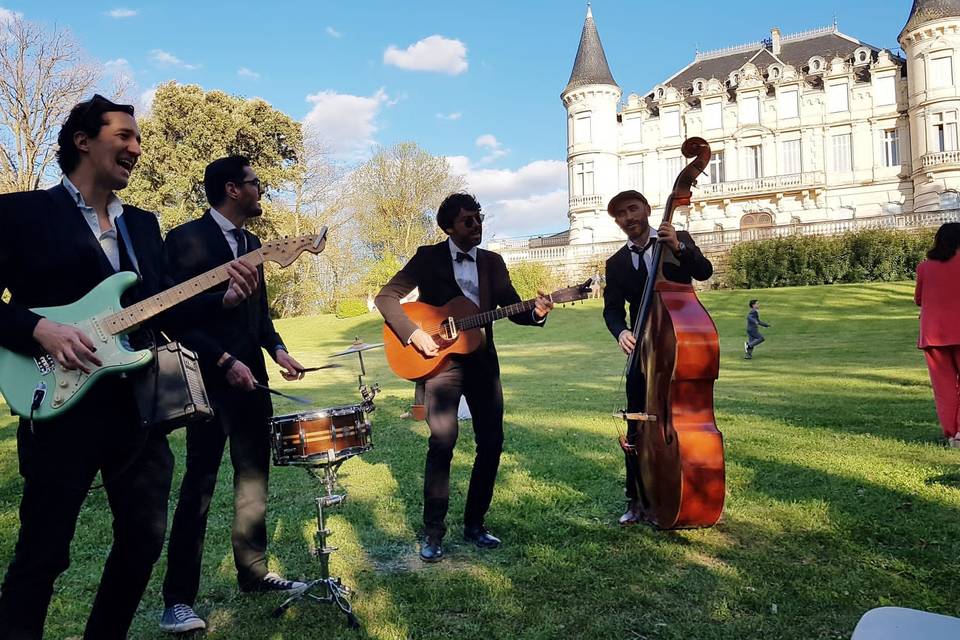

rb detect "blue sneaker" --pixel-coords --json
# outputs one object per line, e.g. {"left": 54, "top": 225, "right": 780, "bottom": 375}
{"left": 159, "top": 604, "right": 206, "bottom": 633}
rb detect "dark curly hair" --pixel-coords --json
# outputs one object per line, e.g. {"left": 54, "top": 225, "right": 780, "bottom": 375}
{"left": 437, "top": 192, "right": 481, "bottom": 230}
{"left": 56, "top": 94, "right": 135, "bottom": 175}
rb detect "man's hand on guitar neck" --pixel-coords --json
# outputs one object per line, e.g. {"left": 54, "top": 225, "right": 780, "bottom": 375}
{"left": 534, "top": 289, "right": 554, "bottom": 319}
{"left": 409, "top": 329, "right": 439, "bottom": 357}
{"left": 32, "top": 318, "right": 102, "bottom": 373}
{"left": 222, "top": 259, "right": 260, "bottom": 309}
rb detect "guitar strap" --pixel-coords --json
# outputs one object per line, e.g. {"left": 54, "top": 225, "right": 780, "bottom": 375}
{"left": 116, "top": 210, "right": 141, "bottom": 278}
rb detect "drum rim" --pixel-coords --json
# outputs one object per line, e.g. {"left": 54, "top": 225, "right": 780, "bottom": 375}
{"left": 270, "top": 404, "right": 365, "bottom": 422}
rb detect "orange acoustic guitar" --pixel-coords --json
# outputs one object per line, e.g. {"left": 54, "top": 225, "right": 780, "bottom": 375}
{"left": 383, "top": 279, "right": 593, "bottom": 381}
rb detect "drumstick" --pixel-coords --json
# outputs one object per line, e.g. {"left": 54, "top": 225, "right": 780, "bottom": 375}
{"left": 254, "top": 383, "right": 312, "bottom": 405}
{"left": 294, "top": 364, "right": 343, "bottom": 373}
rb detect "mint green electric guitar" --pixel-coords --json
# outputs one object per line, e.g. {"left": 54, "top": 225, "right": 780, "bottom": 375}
{"left": 0, "top": 229, "right": 327, "bottom": 421}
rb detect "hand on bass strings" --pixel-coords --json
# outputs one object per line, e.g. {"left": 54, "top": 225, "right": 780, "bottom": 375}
{"left": 618, "top": 329, "right": 637, "bottom": 356}
{"left": 409, "top": 328, "right": 439, "bottom": 357}
{"left": 222, "top": 259, "right": 260, "bottom": 309}
{"left": 275, "top": 349, "right": 305, "bottom": 381}
{"left": 657, "top": 221, "right": 681, "bottom": 252}
{"left": 224, "top": 358, "right": 258, "bottom": 391}
{"left": 534, "top": 289, "right": 555, "bottom": 318}
{"left": 32, "top": 318, "right": 102, "bottom": 373}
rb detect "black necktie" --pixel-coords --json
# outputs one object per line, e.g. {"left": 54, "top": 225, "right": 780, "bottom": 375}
{"left": 455, "top": 251, "right": 474, "bottom": 263}
{"left": 231, "top": 228, "right": 248, "bottom": 257}
{"left": 629, "top": 239, "right": 654, "bottom": 269}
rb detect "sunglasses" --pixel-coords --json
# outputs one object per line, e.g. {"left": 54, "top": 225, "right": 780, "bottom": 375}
{"left": 458, "top": 213, "right": 484, "bottom": 228}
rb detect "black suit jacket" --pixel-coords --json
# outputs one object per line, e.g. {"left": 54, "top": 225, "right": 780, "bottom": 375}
{"left": 375, "top": 241, "right": 543, "bottom": 375}
{"left": 0, "top": 184, "right": 169, "bottom": 356}
{"left": 603, "top": 230, "right": 713, "bottom": 341}
{"left": 163, "top": 211, "right": 282, "bottom": 414}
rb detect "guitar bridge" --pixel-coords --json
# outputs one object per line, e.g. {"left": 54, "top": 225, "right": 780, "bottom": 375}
{"left": 35, "top": 353, "right": 56, "bottom": 375}
{"left": 440, "top": 317, "right": 458, "bottom": 341}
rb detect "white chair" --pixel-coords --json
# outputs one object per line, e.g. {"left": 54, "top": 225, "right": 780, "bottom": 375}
{"left": 851, "top": 607, "right": 960, "bottom": 640}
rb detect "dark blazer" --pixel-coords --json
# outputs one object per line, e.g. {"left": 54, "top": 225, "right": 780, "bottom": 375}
{"left": 603, "top": 230, "right": 713, "bottom": 341}
{"left": 0, "top": 184, "right": 169, "bottom": 356}
{"left": 163, "top": 211, "right": 282, "bottom": 412}
{"left": 746, "top": 308, "right": 769, "bottom": 336}
{"left": 375, "top": 241, "right": 542, "bottom": 375}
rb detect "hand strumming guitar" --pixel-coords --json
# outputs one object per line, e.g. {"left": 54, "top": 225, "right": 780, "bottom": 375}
{"left": 32, "top": 318, "right": 103, "bottom": 373}
{"left": 409, "top": 328, "right": 439, "bottom": 357}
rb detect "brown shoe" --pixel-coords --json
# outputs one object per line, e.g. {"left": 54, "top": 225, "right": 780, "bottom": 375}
{"left": 618, "top": 500, "right": 642, "bottom": 526}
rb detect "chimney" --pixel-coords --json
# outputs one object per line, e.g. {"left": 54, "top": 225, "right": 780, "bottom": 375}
{"left": 771, "top": 27, "right": 782, "bottom": 55}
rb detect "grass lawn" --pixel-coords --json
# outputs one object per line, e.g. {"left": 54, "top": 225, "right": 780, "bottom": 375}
{"left": 0, "top": 280, "right": 958, "bottom": 639}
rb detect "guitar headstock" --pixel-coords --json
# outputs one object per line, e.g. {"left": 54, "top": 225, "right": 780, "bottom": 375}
{"left": 261, "top": 226, "right": 328, "bottom": 267}
{"left": 549, "top": 278, "right": 594, "bottom": 304}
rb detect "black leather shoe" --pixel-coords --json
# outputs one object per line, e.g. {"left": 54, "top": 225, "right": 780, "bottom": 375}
{"left": 419, "top": 537, "right": 443, "bottom": 563}
{"left": 464, "top": 526, "right": 501, "bottom": 549}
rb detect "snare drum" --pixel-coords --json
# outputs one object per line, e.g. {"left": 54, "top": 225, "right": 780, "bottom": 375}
{"left": 269, "top": 404, "right": 372, "bottom": 466}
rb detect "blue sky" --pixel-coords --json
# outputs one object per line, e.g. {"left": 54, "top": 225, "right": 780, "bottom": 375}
{"left": 7, "top": 1, "right": 915, "bottom": 239}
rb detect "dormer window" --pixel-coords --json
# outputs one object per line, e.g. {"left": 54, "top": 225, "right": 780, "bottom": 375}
{"left": 768, "top": 64, "right": 782, "bottom": 80}
{"left": 809, "top": 56, "right": 825, "bottom": 73}
{"left": 655, "top": 86, "right": 665, "bottom": 100}
{"left": 692, "top": 78, "right": 706, "bottom": 94}
{"left": 854, "top": 47, "right": 871, "bottom": 66}
{"left": 729, "top": 72, "right": 740, "bottom": 86}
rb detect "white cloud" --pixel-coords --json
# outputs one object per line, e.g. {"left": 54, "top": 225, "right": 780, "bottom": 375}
{"left": 446, "top": 156, "right": 568, "bottom": 238}
{"left": 149, "top": 49, "right": 200, "bottom": 70}
{"left": 0, "top": 7, "right": 22, "bottom": 25}
{"left": 475, "top": 133, "right": 509, "bottom": 163}
{"left": 237, "top": 67, "right": 260, "bottom": 80}
{"left": 105, "top": 8, "right": 138, "bottom": 18}
{"left": 303, "top": 88, "right": 391, "bottom": 160}
{"left": 104, "top": 58, "right": 131, "bottom": 72}
{"left": 383, "top": 35, "right": 467, "bottom": 75}
{"left": 138, "top": 86, "right": 157, "bottom": 114}
{"left": 435, "top": 112, "right": 462, "bottom": 121}
{"left": 326, "top": 26, "right": 342, "bottom": 38}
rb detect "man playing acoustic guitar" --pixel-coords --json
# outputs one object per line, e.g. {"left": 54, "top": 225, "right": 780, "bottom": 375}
{"left": 376, "top": 193, "right": 554, "bottom": 563}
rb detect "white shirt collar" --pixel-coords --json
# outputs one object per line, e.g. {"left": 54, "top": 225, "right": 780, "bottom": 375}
{"left": 626, "top": 229, "right": 656, "bottom": 250}
{"left": 62, "top": 175, "right": 124, "bottom": 223}
{"left": 448, "top": 238, "right": 478, "bottom": 261}
{"left": 209, "top": 207, "right": 240, "bottom": 232}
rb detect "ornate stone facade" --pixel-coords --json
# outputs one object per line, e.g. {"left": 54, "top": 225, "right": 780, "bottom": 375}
{"left": 491, "top": 3, "right": 960, "bottom": 272}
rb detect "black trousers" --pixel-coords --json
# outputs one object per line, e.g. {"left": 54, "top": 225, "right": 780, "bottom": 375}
{"left": 162, "top": 398, "right": 271, "bottom": 607}
{"left": 422, "top": 355, "right": 504, "bottom": 539}
{"left": 0, "top": 380, "right": 173, "bottom": 640}
{"left": 624, "top": 367, "right": 646, "bottom": 503}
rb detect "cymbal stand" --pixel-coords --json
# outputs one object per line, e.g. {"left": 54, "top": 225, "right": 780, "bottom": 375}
{"left": 272, "top": 461, "right": 360, "bottom": 629}
{"left": 352, "top": 338, "right": 380, "bottom": 413}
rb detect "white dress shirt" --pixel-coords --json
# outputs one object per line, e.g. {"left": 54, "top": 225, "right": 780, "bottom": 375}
{"left": 209, "top": 207, "right": 243, "bottom": 258}
{"left": 627, "top": 230, "right": 657, "bottom": 275}
{"left": 62, "top": 176, "right": 124, "bottom": 271}
{"left": 449, "top": 238, "right": 480, "bottom": 306}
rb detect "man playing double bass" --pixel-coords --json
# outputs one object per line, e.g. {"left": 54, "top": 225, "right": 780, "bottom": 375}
{"left": 602, "top": 189, "right": 713, "bottom": 525}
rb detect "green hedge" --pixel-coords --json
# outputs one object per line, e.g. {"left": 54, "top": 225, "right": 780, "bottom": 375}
{"left": 727, "top": 228, "right": 935, "bottom": 289}
{"left": 335, "top": 298, "right": 370, "bottom": 318}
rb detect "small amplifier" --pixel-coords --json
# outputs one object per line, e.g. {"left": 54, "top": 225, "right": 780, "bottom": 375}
{"left": 132, "top": 341, "right": 214, "bottom": 431}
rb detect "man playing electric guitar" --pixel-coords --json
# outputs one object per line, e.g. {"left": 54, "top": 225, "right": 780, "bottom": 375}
{"left": 0, "top": 96, "right": 258, "bottom": 639}
{"left": 375, "top": 193, "right": 554, "bottom": 563}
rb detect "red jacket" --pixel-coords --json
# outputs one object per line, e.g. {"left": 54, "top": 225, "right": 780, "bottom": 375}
{"left": 915, "top": 253, "right": 960, "bottom": 348}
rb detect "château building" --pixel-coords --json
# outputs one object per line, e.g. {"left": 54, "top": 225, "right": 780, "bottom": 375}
{"left": 490, "top": 1, "right": 960, "bottom": 279}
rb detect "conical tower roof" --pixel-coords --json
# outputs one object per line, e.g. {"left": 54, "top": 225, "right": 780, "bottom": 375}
{"left": 901, "top": 0, "right": 960, "bottom": 40}
{"left": 563, "top": 5, "right": 618, "bottom": 95}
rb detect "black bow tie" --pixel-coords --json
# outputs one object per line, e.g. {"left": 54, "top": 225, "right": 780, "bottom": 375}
{"left": 455, "top": 251, "right": 475, "bottom": 263}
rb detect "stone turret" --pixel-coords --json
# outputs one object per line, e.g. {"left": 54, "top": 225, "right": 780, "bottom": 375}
{"left": 561, "top": 5, "right": 623, "bottom": 244}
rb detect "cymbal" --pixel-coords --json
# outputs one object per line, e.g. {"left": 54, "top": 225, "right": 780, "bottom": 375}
{"left": 329, "top": 341, "right": 384, "bottom": 357}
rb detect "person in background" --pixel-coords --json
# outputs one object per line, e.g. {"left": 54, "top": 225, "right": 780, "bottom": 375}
{"left": 914, "top": 222, "right": 960, "bottom": 447}
{"left": 744, "top": 299, "right": 770, "bottom": 360}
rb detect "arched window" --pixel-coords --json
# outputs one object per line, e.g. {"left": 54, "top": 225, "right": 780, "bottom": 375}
{"left": 939, "top": 190, "right": 960, "bottom": 209}
{"left": 740, "top": 212, "right": 775, "bottom": 240}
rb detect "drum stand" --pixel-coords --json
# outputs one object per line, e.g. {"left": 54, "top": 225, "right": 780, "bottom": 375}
{"left": 272, "top": 461, "right": 360, "bottom": 629}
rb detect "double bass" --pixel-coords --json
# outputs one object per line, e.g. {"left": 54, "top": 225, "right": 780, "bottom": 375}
{"left": 618, "top": 136, "right": 725, "bottom": 529}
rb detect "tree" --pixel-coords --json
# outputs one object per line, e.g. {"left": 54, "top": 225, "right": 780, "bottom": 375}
{"left": 124, "top": 82, "right": 303, "bottom": 233}
{"left": 0, "top": 13, "right": 99, "bottom": 192}
{"left": 507, "top": 261, "right": 560, "bottom": 300}
{"left": 348, "top": 142, "right": 464, "bottom": 262}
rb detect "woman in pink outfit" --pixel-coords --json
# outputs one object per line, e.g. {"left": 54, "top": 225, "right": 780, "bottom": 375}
{"left": 915, "top": 222, "right": 960, "bottom": 446}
